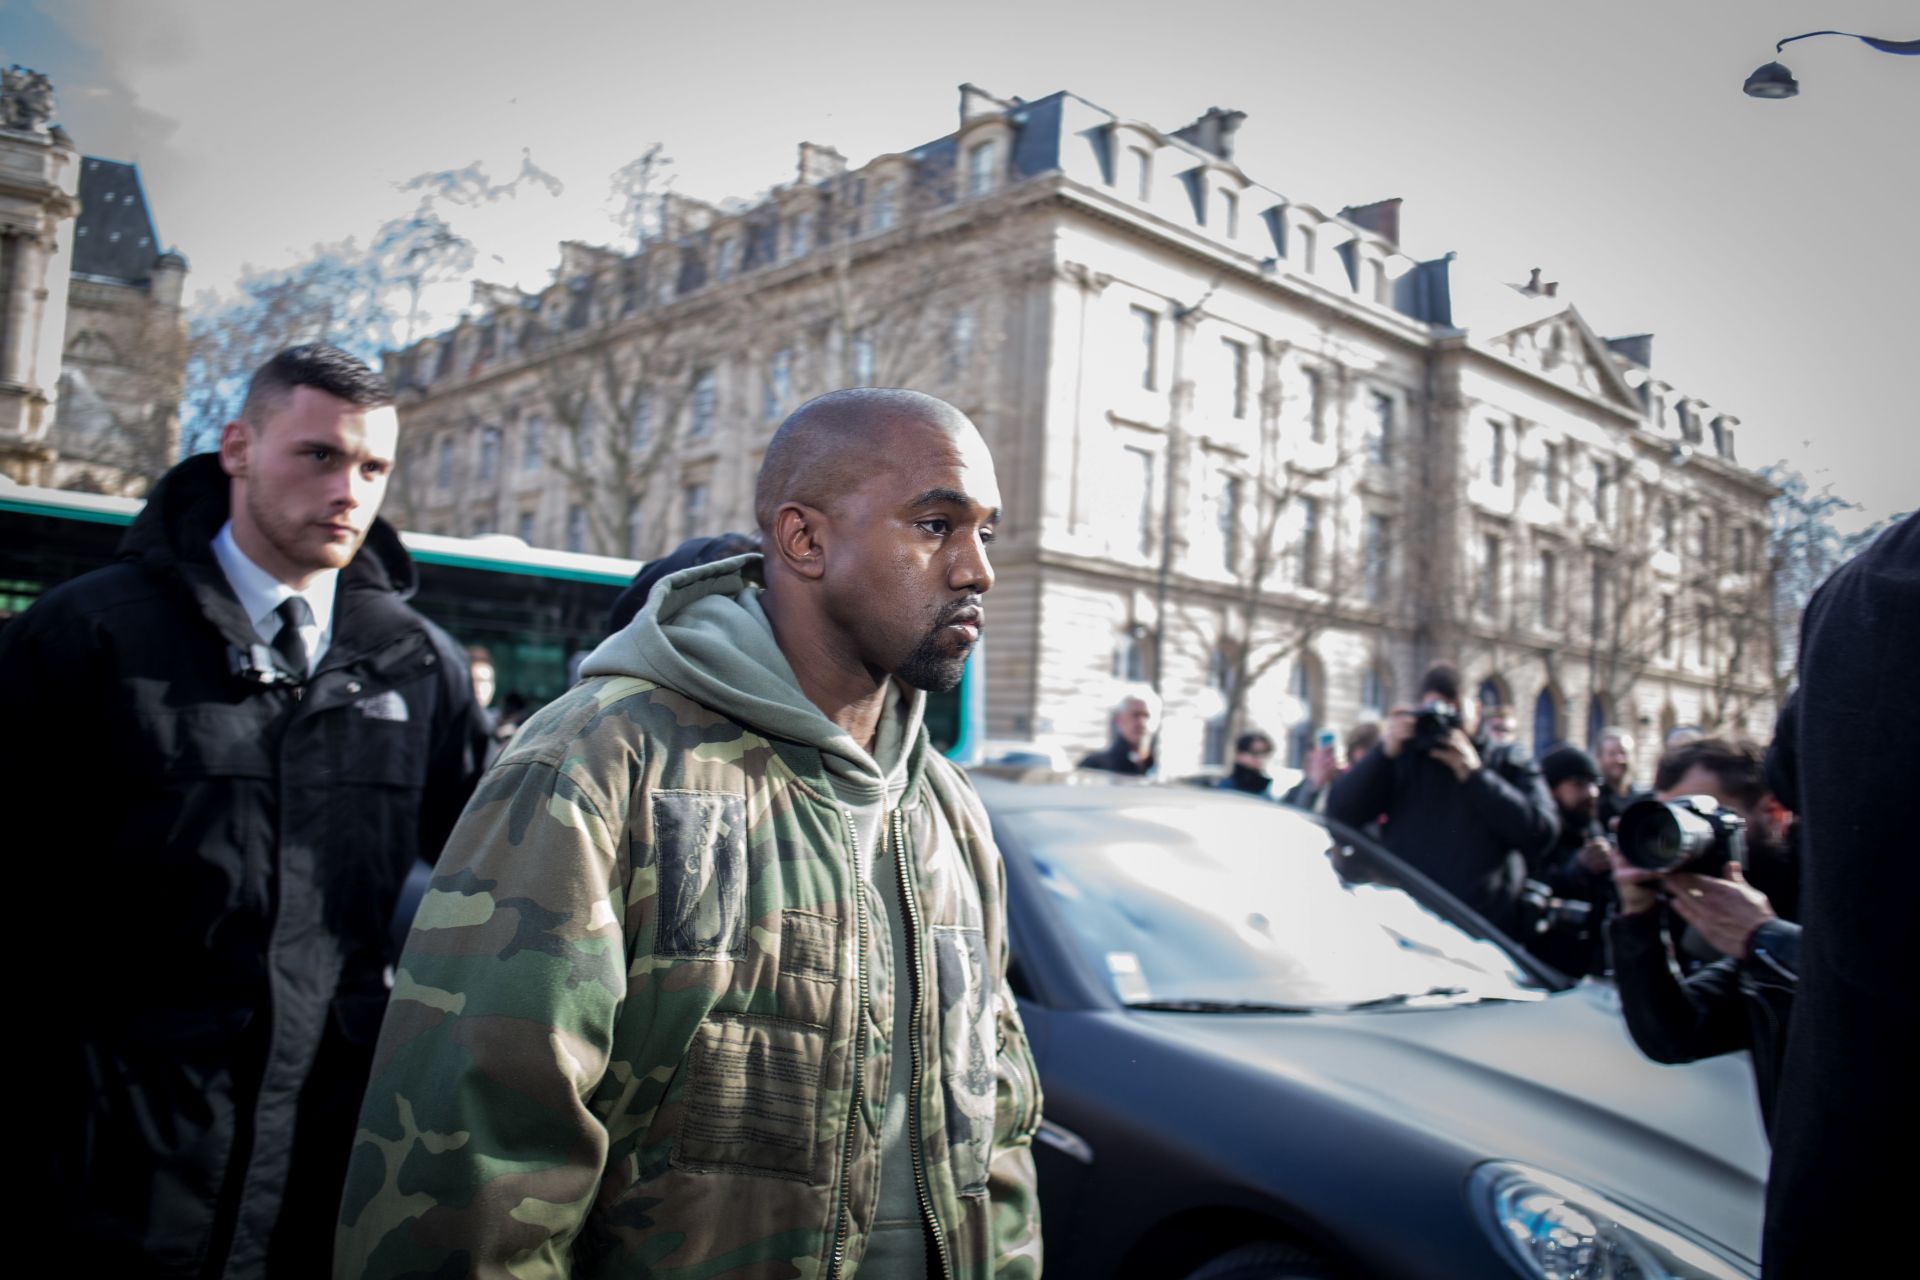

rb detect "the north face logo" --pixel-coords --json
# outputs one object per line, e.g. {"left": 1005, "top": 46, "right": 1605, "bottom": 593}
{"left": 354, "top": 690, "right": 409, "bottom": 722}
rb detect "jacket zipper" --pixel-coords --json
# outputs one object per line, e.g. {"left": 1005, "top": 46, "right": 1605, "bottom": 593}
{"left": 827, "top": 806, "right": 871, "bottom": 1280}
{"left": 893, "top": 809, "right": 954, "bottom": 1280}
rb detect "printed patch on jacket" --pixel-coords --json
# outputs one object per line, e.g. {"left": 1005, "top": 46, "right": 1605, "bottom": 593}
{"left": 932, "top": 923, "right": 995, "bottom": 1196}
{"left": 674, "top": 1011, "right": 826, "bottom": 1181}
{"left": 651, "top": 790, "right": 749, "bottom": 959}
{"left": 354, "top": 690, "right": 410, "bottom": 722}
{"left": 779, "top": 910, "right": 839, "bottom": 983}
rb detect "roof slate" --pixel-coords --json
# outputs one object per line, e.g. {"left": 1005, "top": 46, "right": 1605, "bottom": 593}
{"left": 73, "top": 157, "right": 161, "bottom": 284}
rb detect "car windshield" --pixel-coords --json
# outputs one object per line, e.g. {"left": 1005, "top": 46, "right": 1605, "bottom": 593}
{"left": 1002, "top": 798, "right": 1552, "bottom": 1011}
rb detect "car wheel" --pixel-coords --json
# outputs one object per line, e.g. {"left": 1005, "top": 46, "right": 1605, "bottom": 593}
{"left": 1184, "top": 1241, "right": 1331, "bottom": 1280}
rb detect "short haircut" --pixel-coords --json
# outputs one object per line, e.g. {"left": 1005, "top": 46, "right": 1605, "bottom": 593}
{"left": 1235, "top": 731, "right": 1274, "bottom": 755}
{"left": 239, "top": 344, "right": 394, "bottom": 431}
{"left": 753, "top": 387, "right": 971, "bottom": 533}
{"left": 1598, "top": 725, "right": 1635, "bottom": 750}
{"left": 1112, "top": 686, "right": 1162, "bottom": 719}
{"left": 1417, "top": 662, "right": 1462, "bottom": 704}
{"left": 1653, "top": 737, "right": 1767, "bottom": 808}
{"left": 1346, "top": 721, "right": 1382, "bottom": 757}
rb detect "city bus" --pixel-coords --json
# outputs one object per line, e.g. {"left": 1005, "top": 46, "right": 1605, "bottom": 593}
{"left": 0, "top": 481, "right": 980, "bottom": 756}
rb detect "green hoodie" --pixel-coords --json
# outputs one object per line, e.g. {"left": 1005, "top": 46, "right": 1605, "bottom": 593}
{"left": 337, "top": 555, "right": 1042, "bottom": 1280}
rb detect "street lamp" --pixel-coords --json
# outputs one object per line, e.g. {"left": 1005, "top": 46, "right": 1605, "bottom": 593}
{"left": 1744, "top": 30, "right": 1920, "bottom": 99}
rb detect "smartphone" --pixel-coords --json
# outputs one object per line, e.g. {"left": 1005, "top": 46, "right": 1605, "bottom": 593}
{"left": 1316, "top": 729, "right": 1338, "bottom": 750}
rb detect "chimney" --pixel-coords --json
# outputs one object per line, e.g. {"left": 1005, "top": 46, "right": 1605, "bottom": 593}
{"left": 797, "top": 142, "right": 847, "bottom": 186}
{"left": 1543, "top": 281, "right": 1559, "bottom": 297}
{"left": 1340, "top": 197, "right": 1402, "bottom": 245}
{"left": 1171, "top": 107, "right": 1247, "bottom": 161}
{"left": 1525, "top": 267, "right": 1544, "bottom": 294}
{"left": 959, "top": 83, "right": 1008, "bottom": 124}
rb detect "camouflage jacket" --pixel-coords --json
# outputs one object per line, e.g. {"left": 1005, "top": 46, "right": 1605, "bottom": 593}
{"left": 337, "top": 673, "right": 1043, "bottom": 1278}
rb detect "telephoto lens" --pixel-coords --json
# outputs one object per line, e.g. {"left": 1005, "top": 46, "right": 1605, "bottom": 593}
{"left": 1615, "top": 795, "right": 1745, "bottom": 875}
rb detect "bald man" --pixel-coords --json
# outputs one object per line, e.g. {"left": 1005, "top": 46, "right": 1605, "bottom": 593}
{"left": 337, "top": 390, "right": 1043, "bottom": 1280}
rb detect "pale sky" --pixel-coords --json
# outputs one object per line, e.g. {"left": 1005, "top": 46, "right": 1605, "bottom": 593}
{"left": 4, "top": 0, "right": 1915, "bottom": 526}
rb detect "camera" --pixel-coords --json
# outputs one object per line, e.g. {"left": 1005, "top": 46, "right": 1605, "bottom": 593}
{"left": 1411, "top": 701, "right": 1461, "bottom": 752}
{"left": 1615, "top": 794, "right": 1746, "bottom": 875}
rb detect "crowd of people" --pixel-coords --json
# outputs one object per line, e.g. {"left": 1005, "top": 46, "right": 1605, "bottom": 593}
{"left": 1, "top": 339, "right": 1908, "bottom": 1277}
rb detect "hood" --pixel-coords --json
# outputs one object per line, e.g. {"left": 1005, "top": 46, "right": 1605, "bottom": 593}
{"left": 578, "top": 552, "right": 924, "bottom": 798}
{"left": 122, "top": 452, "right": 416, "bottom": 599}
{"left": 1131, "top": 984, "right": 1768, "bottom": 1264}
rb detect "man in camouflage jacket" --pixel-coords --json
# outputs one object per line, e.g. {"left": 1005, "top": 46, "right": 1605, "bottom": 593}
{"left": 337, "top": 390, "right": 1042, "bottom": 1278}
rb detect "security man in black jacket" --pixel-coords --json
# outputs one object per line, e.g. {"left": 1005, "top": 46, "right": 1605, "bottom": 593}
{"left": 1326, "top": 662, "right": 1558, "bottom": 932}
{"left": 0, "top": 346, "right": 490, "bottom": 1276}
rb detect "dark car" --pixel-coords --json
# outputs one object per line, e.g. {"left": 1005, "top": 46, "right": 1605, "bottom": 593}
{"left": 980, "top": 772, "right": 1768, "bottom": 1280}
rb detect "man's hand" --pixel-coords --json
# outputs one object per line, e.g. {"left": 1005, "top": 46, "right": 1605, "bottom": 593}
{"left": 1381, "top": 708, "right": 1414, "bottom": 759}
{"left": 1303, "top": 744, "right": 1340, "bottom": 788}
{"left": 1665, "top": 863, "right": 1777, "bottom": 960}
{"left": 1608, "top": 846, "right": 1663, "bottom": 916}
{"left": 1577, "top": 837, "right": 1613, "bottom": 876}
{"left": 1429, "top": 727, "right": 1482, "bottom": 782}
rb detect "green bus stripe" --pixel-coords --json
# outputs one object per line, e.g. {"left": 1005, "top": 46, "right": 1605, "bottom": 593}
{"left": 406, "top": 547, "right": 632, "bottom": 586}
{"left": 0, "top": 496, "right": 135, "bottom": 526}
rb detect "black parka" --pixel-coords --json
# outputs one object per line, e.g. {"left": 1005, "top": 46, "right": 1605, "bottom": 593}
{"left": 1326, "top": 735, "right": 1559, "bottom": 932}
{"left": 0, "top": 454, "right": 490, "bottom": 1276}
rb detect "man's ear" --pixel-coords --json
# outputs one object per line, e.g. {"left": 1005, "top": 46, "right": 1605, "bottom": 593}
{"left": 217, "top": 420, "right": 252, "bottom": 479}
{"left": 768, "top": 502, "right": 827, "bottom": 580}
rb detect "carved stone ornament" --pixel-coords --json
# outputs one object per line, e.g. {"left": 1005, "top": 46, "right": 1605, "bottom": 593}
{"left": 3, "top": 66, "right": 56, "bottom": 132}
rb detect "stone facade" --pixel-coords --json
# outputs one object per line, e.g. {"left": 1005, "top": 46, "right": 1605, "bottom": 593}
{"left": 0, "top": 70, "right": 187, "bottom": 496}
{"left": 385, "top": 85, "right": 1776, "bottom": 781}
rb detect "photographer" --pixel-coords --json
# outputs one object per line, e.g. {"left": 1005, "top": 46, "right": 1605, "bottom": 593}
{"left": 1327, "top": 663, "right": 1558, "bottom": 933}
{"left": 1607, "top": 737, "right": 1801, "bottom": 1137}
{"left": 1527, "top": 745, "right": 1615, "bottom": 976}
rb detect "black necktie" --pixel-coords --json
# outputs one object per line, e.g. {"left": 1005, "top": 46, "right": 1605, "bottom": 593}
{"left": 272, "top": 597, "right": 311, "bottom": 680}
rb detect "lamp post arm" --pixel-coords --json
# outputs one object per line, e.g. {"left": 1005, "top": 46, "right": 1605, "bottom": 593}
{"left": 1775, "top": 30, "right": 1920, "bottom": 55}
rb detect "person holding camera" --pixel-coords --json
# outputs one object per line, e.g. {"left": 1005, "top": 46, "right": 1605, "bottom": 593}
{"left": 1523, "top": 745, "right": 1617, "bottom": 976}
{"left": 1327, "top": 663, "right": 1558, "bottom": 933}
{"left": 1606, "top": 737, "right": 1801, "bottom": 1137}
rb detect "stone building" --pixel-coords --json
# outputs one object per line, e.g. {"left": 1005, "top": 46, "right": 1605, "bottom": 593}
{"left": 0, "top": 68, "right": 187, "bottom": 496}
{"left": 385, "top": 83, "right": 1776, "bottom": 778}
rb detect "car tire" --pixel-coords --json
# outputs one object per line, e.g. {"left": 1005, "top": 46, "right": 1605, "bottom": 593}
{"left": 1184, "top": 1241, "right": 1331, "bottom": 1280}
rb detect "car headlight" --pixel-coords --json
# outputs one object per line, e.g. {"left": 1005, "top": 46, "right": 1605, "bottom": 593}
{"left": 1470, "top": 1162, "right": 1756, "bottom": 1279}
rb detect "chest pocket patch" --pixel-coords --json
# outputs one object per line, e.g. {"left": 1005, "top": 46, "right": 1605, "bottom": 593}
{"left": 651, "top": 790, "right": 749, "bottom": 959}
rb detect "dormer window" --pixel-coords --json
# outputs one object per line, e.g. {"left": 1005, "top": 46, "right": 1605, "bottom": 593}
{"left": 966, "top": 140, "right": 1000, "bottom": 197}
{"left": 1129, "top": 146, "right": 1151, "bottom": 200}
{"left": 872, "top": 177, "right": 899, "bottom": 232}
{"left": 1218, "top": 188, "right": 1240, "bottom": 237}
{"left": 787, "top": 211, "right": 813, "bottom": 260}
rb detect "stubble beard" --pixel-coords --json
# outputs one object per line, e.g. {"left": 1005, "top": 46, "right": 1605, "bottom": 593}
{"left": 897, "top": 631, "right": 970, "bottom": 694}
{"left": 248, "top": 485, "right": 360, "bottom": 576}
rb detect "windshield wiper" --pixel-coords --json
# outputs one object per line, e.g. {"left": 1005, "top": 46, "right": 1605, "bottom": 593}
{"left": 1126, "top": 998, "right": 1322, "bottom": 1014}
{"left": 1342, "top": 986, "right": 1483, "bottom": 1011}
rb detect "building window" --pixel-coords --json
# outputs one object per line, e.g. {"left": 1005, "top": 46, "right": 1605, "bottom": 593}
{"left": 786, "top": 210, "right": 813, "bottom": 260}
{"left": 1593, "top": 459, "right": 1611, "bottom": 522}
{"left": 1225, "top": 339, "right": 1250, "bottom": 419}
{"left": 1368, "top": 390, "right": 1395, "bottom": 467}
{"left": 690, "top": 368, "right": 717, "bottom": 438}
{"left": 517, "top": 510, "right": 536, "bottom": 544}
{"left": 1659, "top": 499, "right": 1676, "bottom": 552}
{"left": 437, "top": 436, "right": 454, "bottom": 491}
{"left": 1298, "top": 496, "right": 1322, "bottom": 588}
{"left": 1479, "top": 533, "right": 1503, "bottom": 616}
{"left": 1128, "top": 146, "right": 1151, "bottom": 200}
{"left": 567, "top": 504, "right": 586, "bottom": 554}
{"left": 1124, "top": 445, "right": 1156, "bottom": 556}
{"left": 1542, "top": 441, "right": 1562, "bottom": 506}
{"left": 966, "top": 139, "right": 999, "bottom": 197}
{"left": 630, "top": 392, "right": 653, "bottom": 449}
{"left": 682, "top": 481, "right": 709, "bottom": 540}
{"left": 1364, "top": 513, "right": 1392, "bottom": 604}
{"left": 1286, "top": 660, "right": 1318, "bottom": 769}
{"left": 1361, "top": 664, "right": 1388, "bottom": 716}
{"left": 1533, "top": 688, "right": 1561, "bottom": 758}
{"left": 1305, "top": 368, "right": 1327, "bottom": 442}
{"left": 1218, "top": 188, "right": 1240, "bottom": 237}
{"left": 1697, "top": 607, "right": 1711, "bottom": 664}
{"left": 1131, "top": 306, "right": 1159, "bottom": 391}
{"left": 1590, "top": 554, "right": 1611, "bottom": 629}
{"left": 1733, "top": 525, "right": 1748, "bottom": 573}
{"left": 1696, "top": 513, "right": 1714, "bottom": 563}
{"left": 1219, "top": 473, "right": 1242, "bottom": 572}
{"left": 1538, "top": 550, "right": 1559, "bottom": 627}
{"left": 1659, "top": 595, "right": 1675, "bottom": 659}
{"left": 851, "top": 329, "right": 876, "bottom": 387}
{"left": 715, "top": 237, "right": 740, "bottom": 279}
{"left": 765, "top": 349, "right": 793, "bottom": 422}
{"left": 947, "top": 308, "right": 977, "bottom": 381}
{"left": 1489, "top": 420, "right": 1507, "bottom": 485}
{"left": 1297, "top": 225, "right": 1317, "bottom": 272}
{"left": 871, "top": 178, "right": 899, "bottom": 232}
{"left": 479, "top": 426, "right": 500, "bottom": 482}
{"left": 522, "top": 414, "right": 545, "bottom": 470}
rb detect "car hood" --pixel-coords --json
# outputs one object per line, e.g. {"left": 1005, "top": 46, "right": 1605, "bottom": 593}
{"left": 1131, "top": 981, "right": 1768, "bottom": 1266}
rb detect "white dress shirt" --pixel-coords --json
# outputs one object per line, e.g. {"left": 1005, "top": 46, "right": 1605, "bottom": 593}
{"left": 211, "top": 521, "right": 338, "bottom": 675}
